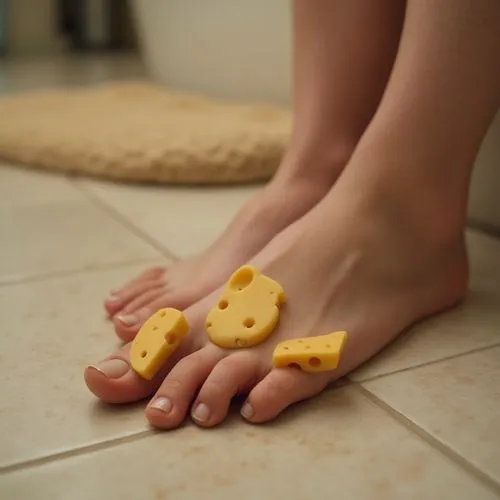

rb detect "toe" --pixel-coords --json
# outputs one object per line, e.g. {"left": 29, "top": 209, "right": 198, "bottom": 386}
{"left": 113, "top": 294, "right": 171, "bottom": 342}
{"left": 241, "top": 368, "right": 331, "bottom": 424}
{"left": 114, "top": 266, "right": 166, "bottom": 293}
{"left": 118, "top": 287, "right": 169, "bottom": 317}
{"left": 113, "top": 288, "right": 203, "bottom": 343}
{"left": 191, "top": 352, "right": 262, "bottom": 428}
{"left": 145, "top": 345, "right": 224, "bottom": 429}
{"left": 84, "top": 339, "right": 193, "bottom": 404}
{"left": 105, "top": 274, "right": 166, "bottom": 317}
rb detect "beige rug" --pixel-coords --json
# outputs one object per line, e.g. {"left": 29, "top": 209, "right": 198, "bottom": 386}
{"left": 0, "top": 82, "right": 292, "bottom": 184}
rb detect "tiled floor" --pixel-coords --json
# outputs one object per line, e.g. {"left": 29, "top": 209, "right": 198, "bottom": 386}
{"left": 1, "top": 56, "right": 500, "bottom": 499}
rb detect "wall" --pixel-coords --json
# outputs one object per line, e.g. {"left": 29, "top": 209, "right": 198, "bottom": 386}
{"left": 468, "top": 112, "right": 500, "bottom": 232}
{"left": 132, "top": 0, "right": 292, "bottom": 103}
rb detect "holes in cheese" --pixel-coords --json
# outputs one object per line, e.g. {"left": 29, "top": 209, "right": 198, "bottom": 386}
{"left": 229, "top": 266, "right": 255, "bottom": 291}
{"left": 206, "top": 265, "right": 286, "bottom": 349}
{"left": 272, "top": 331, "right": 348, "bottom": 373}
{"left": 243, "top": 318, "right": 255, "bottom": 328}
{"left": 130, "top": 308, "right": 190, "bottom": 380}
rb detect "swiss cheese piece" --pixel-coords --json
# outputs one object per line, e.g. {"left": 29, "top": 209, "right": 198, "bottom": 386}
{"left": 130, "top": 308, "right": 189, "bottom": 380}
{"left": 206, "top": 265, "right": 285, "bottom": 349}
{"left": 272, "top": 331, "right": 347, "bottom": 373}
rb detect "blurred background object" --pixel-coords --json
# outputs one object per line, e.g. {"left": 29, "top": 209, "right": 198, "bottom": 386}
{"left": 58, "top": 0, "right": 137, "bottom": 52}
{"left": 0, "top": 0, "right": 7, "bottom": 54}
{"left": 0, "top": 0, "right": 137, "bottom": 56}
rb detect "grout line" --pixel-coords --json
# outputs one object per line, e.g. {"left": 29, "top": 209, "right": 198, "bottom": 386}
{"left": 0, "top": 430, "right": 155, "bottom": 475}
{"left": 72, "top": 180, "right": 181, "bottom": 262}
{"left": 0, "top": 258, "right": 166, "bottom": 287}
{"left": 354, "top": 384, "right": 500, "bottom": 495}
{"left": 352, "top": 342, "right": 500, "bottom": 383}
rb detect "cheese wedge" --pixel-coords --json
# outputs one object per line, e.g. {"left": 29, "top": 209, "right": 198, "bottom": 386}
{"left": 130, "top": 308, "right": 189, "bottom": 380}
{"left": 272, "top": 331, "right": 347, "bottom": 373}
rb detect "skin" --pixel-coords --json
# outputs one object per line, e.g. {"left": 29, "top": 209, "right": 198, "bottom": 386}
{"left": 104, "top": 0, "right": 405, "bottom": 342}
{"left": 86, "top": 0, "right": 500, "bottom": 427}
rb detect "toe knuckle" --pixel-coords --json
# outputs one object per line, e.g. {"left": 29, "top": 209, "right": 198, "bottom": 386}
{"left": 266, "top": 374, "right": 296, "bottom": 400}
{"left": 161, "top": 377, "right": 183, "bottom": 393}
{"left": 201, "top": 378, "right": 226, "bottom": 399}
{"left": 177, "top": 355, "right": 202, "bottom": 373}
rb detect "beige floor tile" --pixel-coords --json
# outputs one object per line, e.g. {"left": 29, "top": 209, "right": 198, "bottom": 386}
{"left": 351, "top": 231, "right": 500, "bottom": 381}
{"left": 0, "top": 386, "right": 495, "bottom": 500}
{"left": 0, "top": 263, "right": 167, "bottom": 468}
{"left": 0, "top": 196, "right": 161, "bottom": 283}
{"left": 363, "top": 347, "right": 500, "bottom": 486}
{"left": 79, "top": 178, "right": 260, "bottom": 257}
{"left": 0, "top": 164, "right": 82, "bottom": 209}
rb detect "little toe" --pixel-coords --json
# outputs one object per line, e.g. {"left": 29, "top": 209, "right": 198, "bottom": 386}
{"left": 105, "top": 275, "right": 166, "bottom": 317}
{"left": 84, "top": 340, "right": 193, "bottom": 404}
{"left": 191, "top": 353, "right": 263, "bottom": 428}
{"left": 241, "top": 368, "right": 331, "bottom": 424}
{"left": 146, "top": 345, "right": 224, "bottom": 429}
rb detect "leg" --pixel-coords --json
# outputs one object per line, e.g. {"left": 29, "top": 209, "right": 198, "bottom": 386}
{"left": 86, "top": 0, "right": 500, "bottom": 427}
{"left": 105, "top": 0, "right": 405, "bottom": 342}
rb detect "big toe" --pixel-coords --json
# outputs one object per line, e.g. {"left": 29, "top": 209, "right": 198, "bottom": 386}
{"left": 84, "top": 341, "right": 193, "bottom": 404}
{"left": 104, "top": 266, "right": 167, "bottom": 317}
{"left": 85, "top": 357, "right": 154, "bottom": 404}
{"left": 113, "top": 288, "right": 202, "bottom": 342}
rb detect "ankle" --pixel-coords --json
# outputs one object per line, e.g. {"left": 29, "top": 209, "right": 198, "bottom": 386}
{"left": 232, "top": 175, "right": 323, "bottom": 239}
{"left": 367, "top": 181, "right": 466, "bottom": 251}
{"left": 342, "top": 147, "right": 469, "bottom": 250}
{"left": 345, "top": 180, "right": 470, "bottom": 307}
{"left": 274, "top": 138, "right": 354, "bottom": 188}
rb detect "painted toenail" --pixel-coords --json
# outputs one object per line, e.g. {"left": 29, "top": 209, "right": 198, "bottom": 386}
{"left": 192, "top": 403, "right": 210, "bottom": 422}
{"left": 90, "top": 359, "right": 129, "bottom": 379}
{"left": 116, "top": 314, "right": 138, "bottom": 326}
{"left": 241, "top": 402, "right": 254, "bottom": 420}
{"left": 150, "top": 397, "right": 173, "bottom": 414}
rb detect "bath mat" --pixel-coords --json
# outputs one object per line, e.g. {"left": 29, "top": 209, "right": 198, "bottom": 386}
{"left": 0, "top": 82, "right": 292, "bottom": 184}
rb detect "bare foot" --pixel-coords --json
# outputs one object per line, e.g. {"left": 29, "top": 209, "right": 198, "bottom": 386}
{"left": 105, "top": 148, "right": 346, "bottom": 342}
{"left": 86, "top": 179, "right": 467, "bottom": 425}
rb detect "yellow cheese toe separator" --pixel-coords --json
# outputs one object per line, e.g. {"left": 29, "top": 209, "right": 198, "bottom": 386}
{"left": 206, "top": 265, "right": 286, "bottom": 349}
{"left": 272, "top": 331, "right": 348, "bottom": 373}
{"left": 130, "top": 308, "right": 190, "bottom": 380}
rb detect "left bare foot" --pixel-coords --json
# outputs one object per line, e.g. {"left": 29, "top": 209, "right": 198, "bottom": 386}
{"left": 85, "top": 175, "right": 468, "bottom": 426}
{"left": 103, "top": 145, "right": 346, "bottom": 342}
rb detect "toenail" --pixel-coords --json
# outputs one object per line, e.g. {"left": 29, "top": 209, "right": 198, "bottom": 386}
{"left": 150, "top": 397, "right": 173, "bottom": 414}
{"left": 241, "top": 402, "right": 254, "bottom": 420}
{"left": 90, "top": 359, "right": 129, "bottom": 379}
{"left": 107, "top": 295, "right": 121, "bottom": 304}
{"left": 116, "top": 314, "right": 138, "bottom": 326}
{"left": 192, "top": 403, "right": 210, "bottom": 422}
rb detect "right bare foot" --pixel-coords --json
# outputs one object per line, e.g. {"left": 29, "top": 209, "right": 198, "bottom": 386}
{"left": 86, "top": 165, "right": 468, "bottom": 423}
{"left": 105, "top": 148, "right": 348, "bottom": 341}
